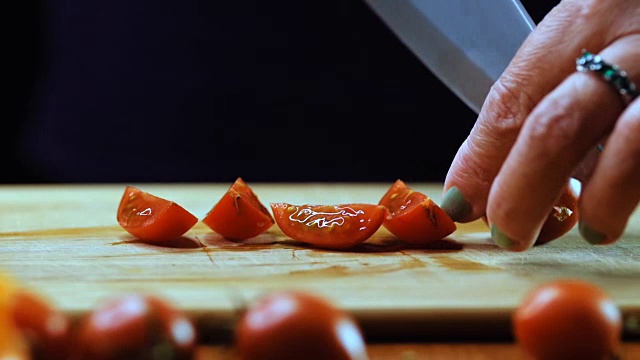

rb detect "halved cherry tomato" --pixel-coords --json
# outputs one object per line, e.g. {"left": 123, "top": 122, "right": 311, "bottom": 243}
{"left": 513, "top": 279, "right": 622, "bottom": 360}
{"left": 535, "top": 182, "right": 579, "bottom": 245}
{"left": 270, "top": 203, "right": 387, "bottom": 250}
{"left": 10, "top": 290, "right": 73, "bottom": 360}
{"left": 202, "top": 177, "right": 275, "bottom": 240}
{"left": 73, "top": 293, "right": 197, "bottom": 360}
{"left": 235, "top": 290, "right": 369, "bottom": 360}
{"left": 378, "top": 179, "right": 456, "bottom": 244}
{"left": 117, "top": 186, "right": 198, "bottom": 242}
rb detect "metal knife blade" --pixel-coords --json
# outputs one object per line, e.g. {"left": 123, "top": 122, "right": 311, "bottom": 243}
{"left": 363, "top": 0, "right": 536, "bottom": 114}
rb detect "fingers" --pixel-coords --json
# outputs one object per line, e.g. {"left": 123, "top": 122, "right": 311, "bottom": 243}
{"left": 570, "top": 143, "right": 603, "bottom": 182}
{"left": 442, "top": 0, "right": 618, "bottom": 222}
{"left": 579, "top": 95, "right": 640, "bottom": 245}
{"left": 487, "top": 35, "right": 640, "bottom": 251}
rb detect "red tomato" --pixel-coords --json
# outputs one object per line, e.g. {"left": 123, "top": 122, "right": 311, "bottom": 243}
{"left": 270, "top": 203, "right": 387, "bottom": 250}
{"left": 73, "top": 293, "right": 197, "bottom": 360}
{"left": 117, "top": 186, "right": 198, "bottom": 242}
{"left": 10, "top": 290, "right": 73, "bottom": 360}
{"left": 535, "top": 182, "right": 579, "bottom": 245}
{"left": 235, "top": 290, "right": 369, "bottom": 360}
{"left": 378, "top": 179, "right": 456, "bottom": 244}
{"left": 0, "top": 320, "right": 29, "bottom": 360}
{"left": 513, "top": 279, "right": 622, "bottom": 360}
{"left": 0, "top": 274, "right": 30, "bottom": 359}
{"left": 202, "top": 177, "right": 275, "bottom": 240}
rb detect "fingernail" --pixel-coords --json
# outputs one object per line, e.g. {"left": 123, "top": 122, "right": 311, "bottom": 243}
{"left": 579, "top": 221, "right": 607, "bottom": 245}
{"left": 491, "top": 224, "right": 515, "bottom": 249}
{"left": 441, "top": 186, "right": 471, "bottom": 222}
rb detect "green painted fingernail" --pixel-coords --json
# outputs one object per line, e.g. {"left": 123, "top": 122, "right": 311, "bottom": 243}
{"left": 579, "top": 221, "right": 607, "bottom": 244}
{"left": 441, "top": 186, "right": 471, "bottom": 222}
{"left": 491, "top": 224, "right": 515, "bottom": 249}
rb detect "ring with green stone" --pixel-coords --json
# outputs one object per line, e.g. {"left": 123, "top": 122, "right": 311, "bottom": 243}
{"left": 576, "top": 49, "right": 638, "bottom": 105}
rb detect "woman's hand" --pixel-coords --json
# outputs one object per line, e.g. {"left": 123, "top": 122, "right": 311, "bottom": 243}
{"left": 441, "top": 0, "right": 640, "bottom": 251}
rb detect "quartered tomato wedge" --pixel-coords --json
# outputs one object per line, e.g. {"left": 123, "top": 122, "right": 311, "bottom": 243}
{"left": 270, "top": 203, "right": 387, "bottom": 250}
{"left": 117, "top": 186, "right": 198, "bottom": 242}
{"left": 202, "top": 177, "right": 275, "bottom": 240}
{"left": 379, "top": 179, "right": 456, "bottom": 244}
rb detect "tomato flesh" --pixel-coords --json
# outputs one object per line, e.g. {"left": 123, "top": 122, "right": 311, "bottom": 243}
{"left": 535, "top": 181, "right": 579, "bottom": 245}
{"left": 202, "top": 177, "right": 275, "bottom": 240}
{"left": 74, "top": 293, "right": 197, "bottom": 360}
{"left": 117, "top": 186, "right": 198, "bottom": 242}
{"left": 235, "top": 290, "right": 369, "bottom": 360}
{"left": 379, "top": 179, "right": 456, "bottom": 244}
{"left": 270, "top": 203, "right": 386, "bottom": 250}
{"left": 513, "top": 279, "right": 622, "bottom": 360}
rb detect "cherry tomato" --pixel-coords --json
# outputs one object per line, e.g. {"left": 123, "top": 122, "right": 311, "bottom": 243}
{"left": 117, "top": 186, "right": 198, "bottom": 242}
{"left": 10, "top": 290, "right": 73, "bottom": 360}
{"left": 0, "top": 273, "right": 30, "bottom": 359}
{"left": 379, "top": 179, "right": 456, "bottom": 244}
{"left": 73, "top": 293, "right": 197, "bottom": 360}
{"left": 235, "top": 290, "right": 369, "bottom": 360}
{"left": 270, "top": 203, "right": 387, "bottom": 250}
{"left": 513, "top": 279, "right": 622, "bottom": 360}
{"left": 535, "top": 182, "right": 579, "bottom": 245}
{"left": 0, "top": 316, "right": 29, "bottom": 360}
{"left": 202, "top": 177, "right": 275, "bottom": 240}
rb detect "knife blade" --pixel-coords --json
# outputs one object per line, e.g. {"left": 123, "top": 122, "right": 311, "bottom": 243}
{"left": 363, "top": 0, "right": 536, "bottom": 114}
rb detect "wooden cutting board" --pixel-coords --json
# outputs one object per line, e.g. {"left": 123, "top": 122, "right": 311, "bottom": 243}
{"left": 1, "top": 183, "right": 639, "bottom": 341}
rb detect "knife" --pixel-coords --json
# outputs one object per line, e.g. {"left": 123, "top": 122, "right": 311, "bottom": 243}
{"left": 363, "top": 0, "right": 536, "bottom": 114}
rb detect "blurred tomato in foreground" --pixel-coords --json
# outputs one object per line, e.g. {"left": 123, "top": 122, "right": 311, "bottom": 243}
{"left": 10, "top": 290, "right": 73, "bottom": 360}
{"left": 513, "top": 279, "right": 622, "bottom": 360}
{"left": 235, "top": 290, "right": 369, "bottom": 360}
{"left": 74, "top": 293, "right": 197, "bottom": 360}
{"left": 0, "top": 273, "right": 30, "bottom": 359}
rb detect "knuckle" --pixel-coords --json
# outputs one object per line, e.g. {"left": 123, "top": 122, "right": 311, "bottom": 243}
{"left": 560, "top": 0, "right": 610, "bottom": 22}
{"left": 526, "top": 94, "right": 581, "bottom": 150}
{"left": 482, "top": 78, "right": 533, "bottom": 138}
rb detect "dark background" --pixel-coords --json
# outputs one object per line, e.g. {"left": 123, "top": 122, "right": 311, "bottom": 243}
{"left": 6, "top": 1, "right": 558, "bottom": 184}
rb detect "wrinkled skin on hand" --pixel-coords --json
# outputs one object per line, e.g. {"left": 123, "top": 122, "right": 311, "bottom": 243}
{"left": 443, "top": 0, "right": 640, "bottom": 251}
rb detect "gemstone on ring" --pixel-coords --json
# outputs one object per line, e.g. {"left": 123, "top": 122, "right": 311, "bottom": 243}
{"left": 576, "top": 49, "right": 638, "bottom": 104}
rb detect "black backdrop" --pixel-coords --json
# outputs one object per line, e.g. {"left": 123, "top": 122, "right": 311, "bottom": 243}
{"left": 6, "top": 0, "right": 558, "bottom": 184}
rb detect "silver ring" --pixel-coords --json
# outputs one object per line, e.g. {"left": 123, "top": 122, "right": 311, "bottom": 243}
{"left": 576, "top": 49, "right": 638, "bottom": 105}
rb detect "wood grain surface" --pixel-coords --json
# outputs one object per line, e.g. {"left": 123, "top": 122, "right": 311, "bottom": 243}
{"left": 196, "top": 343, "right": 640, "bottom": 360}
{"left": 1, "top": 183, "right": 639, "bottom": 342}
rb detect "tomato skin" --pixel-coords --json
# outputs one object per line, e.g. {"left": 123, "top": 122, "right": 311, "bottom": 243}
{"left": 513, "top": 279, "right": 622, "bottom": 360}
{"left": 1, "top": 275, "right": 30, "bottom": 360}
{"left": 535, "top": 182, "right": 579, "bottom": 245}
{"left": 202, "top": 177, "right": 275, "bottom": 240}
{"left": 117, "top": 186, "right": 198, "bottom": 242}
{"left": 73, "top": 294, "right": 196, "bottom": 360}
{"left": 10, "top": 290, "right": 72, "bottom": 360}
{"left": 379, "top": 180, "right": 456, "bottom": 244}
{"left": 0, "top": 318, "right": 29, "bottom": 360}
{"left": 235, "top": 291, "right": 369, "bottom": 360}
{"left": 270, "top": 203, "right": 387, "bottom": 250}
